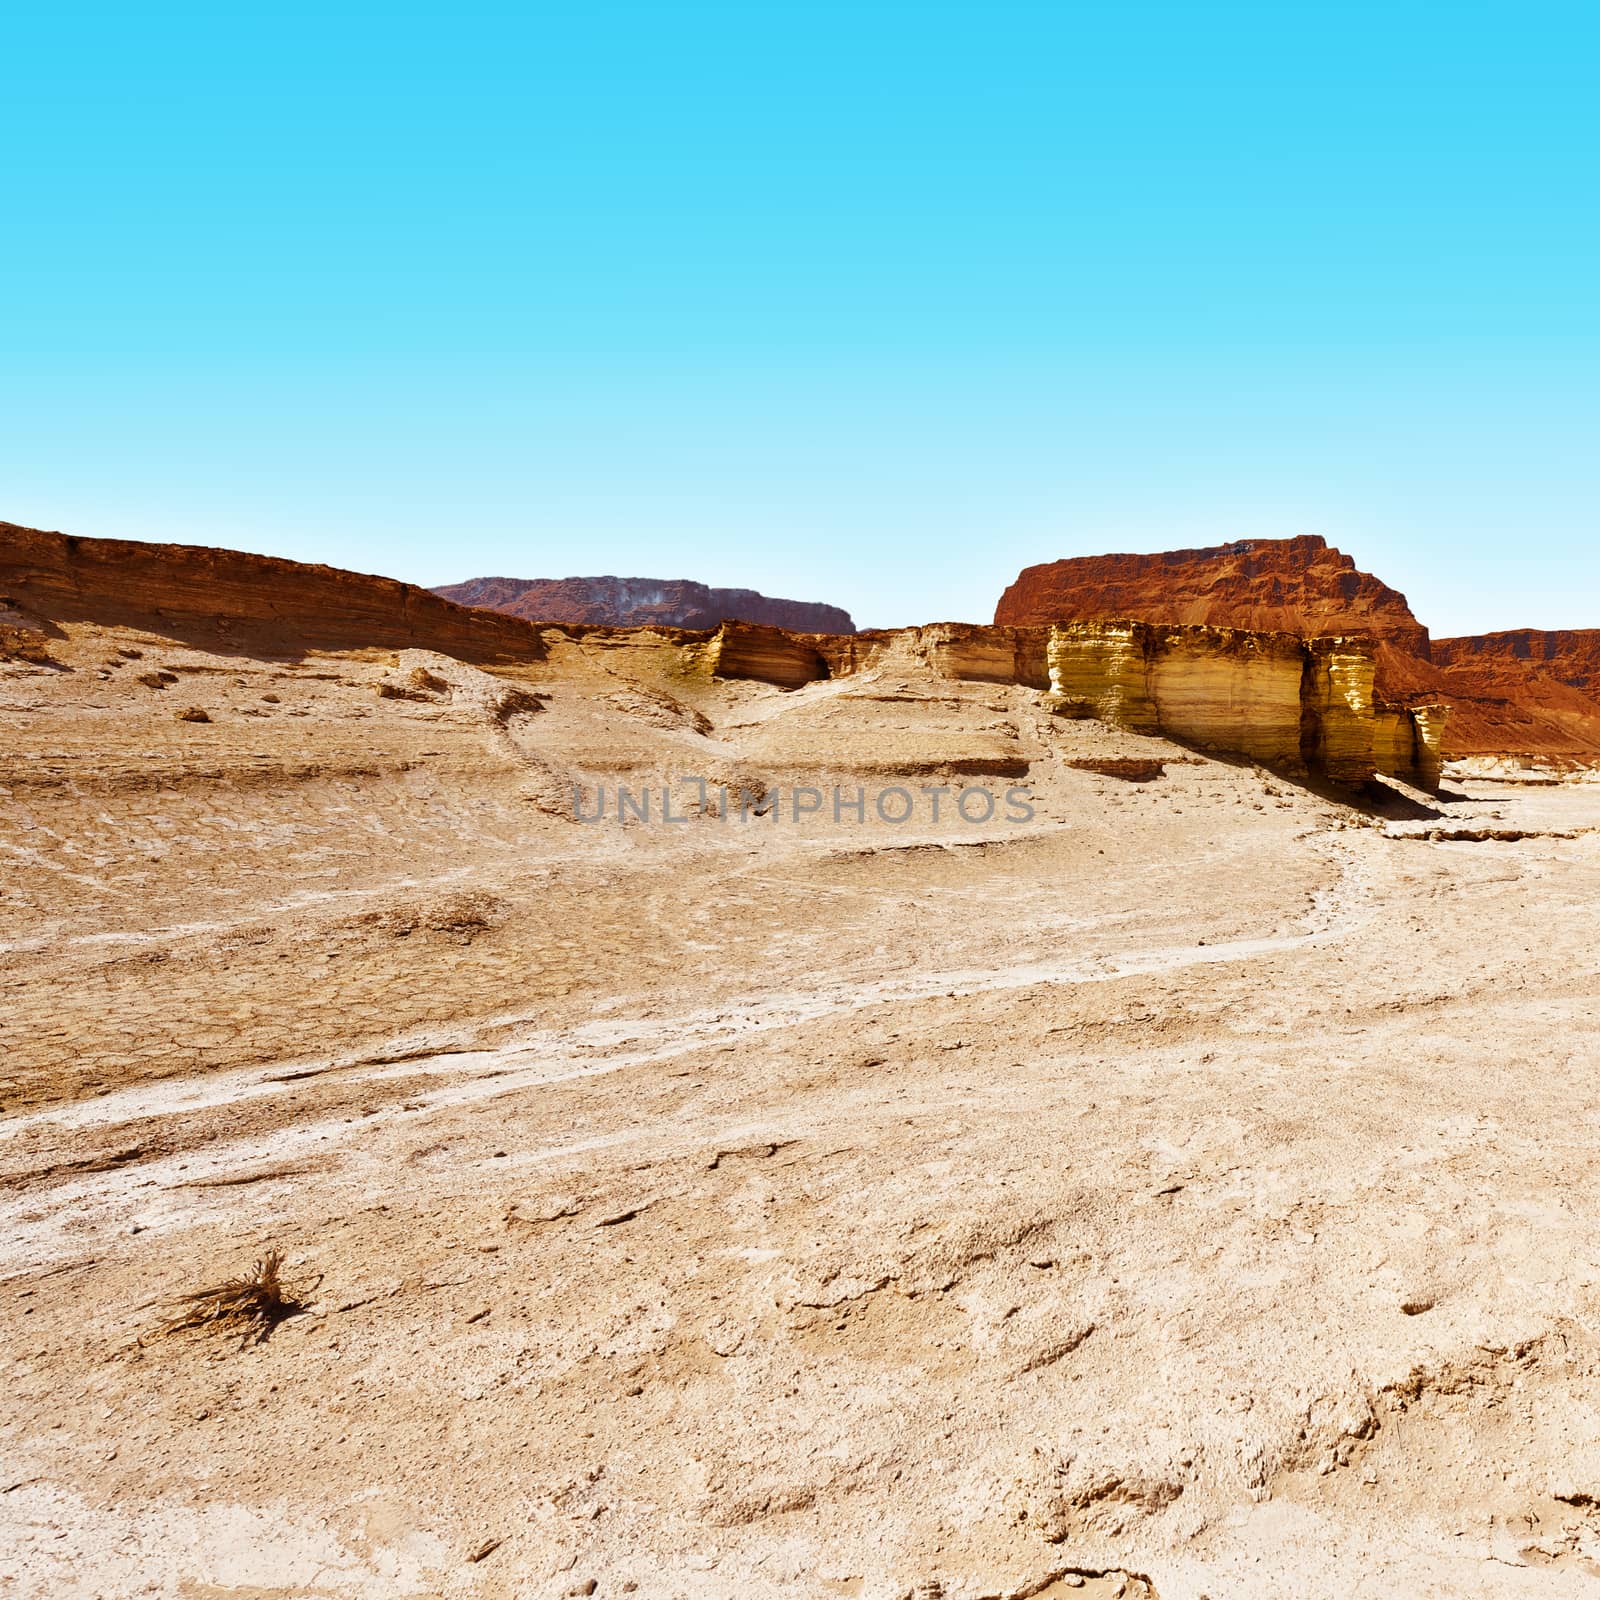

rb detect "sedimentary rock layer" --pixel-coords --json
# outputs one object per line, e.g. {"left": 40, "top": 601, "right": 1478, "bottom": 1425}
{"left": 1043, "top": 620, "right": 1445, "bottom": 789}
{"left": 991, "top": 536, "right": 1600, "bottom": 762}
{"left": 0, "top": 521, "right": 547, "bottom": 661}
{"left": 701, "top": 616, "right": 1446, "bottom": 789}
{"left": 1435, "top": 628, "right": 1600, "bottom": 686}
{"left": 1427, "top": 629, "right": 1600, "bottom": 762}
{"left": 995, "top": 536, "right": 1432, "bottom": 659}
{"left": 816, "top": 623, "right": 1050, "bottom": 688}
{"left": 434, "top": 574, "right": 855, "bottom": 634}
{"left": 704, "top": 621, "right": 827, "bottom": 689}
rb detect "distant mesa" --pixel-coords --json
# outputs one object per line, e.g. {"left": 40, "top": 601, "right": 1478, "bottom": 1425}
{"left": 1428, "top": 627, "right": 1600, "bottom": 763}
{"left": 1433, "top": 627, "right": 1600, "bottom": 690}
{"left": 433, "top": 575, "right": 855, "bottom": 636}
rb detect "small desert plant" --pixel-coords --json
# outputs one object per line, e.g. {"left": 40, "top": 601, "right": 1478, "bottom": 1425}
{"left": 159, "top": 1249, "right": 307, "bottom": 1349}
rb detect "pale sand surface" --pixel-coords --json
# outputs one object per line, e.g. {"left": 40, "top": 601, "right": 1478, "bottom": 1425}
{"left": 4, "top": 621, "right": 1600, "bottom": 1597}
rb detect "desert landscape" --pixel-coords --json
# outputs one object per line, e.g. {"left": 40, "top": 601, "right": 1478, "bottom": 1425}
{"left": 4, "top": 521, "right": 1600, "bottom": 1598}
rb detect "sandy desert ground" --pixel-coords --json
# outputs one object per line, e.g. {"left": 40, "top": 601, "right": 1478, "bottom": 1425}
{"left": 5, "top": 614, "right": 1600, "bottom": 1598}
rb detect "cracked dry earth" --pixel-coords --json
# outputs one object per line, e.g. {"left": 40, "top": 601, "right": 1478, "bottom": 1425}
{"left": 5, "top": 621, "right": 1600, "bottom": 1599}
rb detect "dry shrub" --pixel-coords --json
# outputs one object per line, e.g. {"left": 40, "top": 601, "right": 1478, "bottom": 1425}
{"left": 160, "top": 1249, "right": 307, "bottom": 1349}
{"left": 359, "top": 889, "right": 506, "bottom": 943}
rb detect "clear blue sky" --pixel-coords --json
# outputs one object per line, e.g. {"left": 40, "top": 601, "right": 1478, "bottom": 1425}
{"left": 3, "top": 1, "right": 1596, "bottom": 635}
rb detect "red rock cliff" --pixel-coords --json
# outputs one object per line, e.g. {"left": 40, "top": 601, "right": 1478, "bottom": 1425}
{"left": 1434, "top": 629, "right": 1600, "bottom": 688}
{"left": 995, "top": 536, "right": 1431, "bottom": 658}
{"left": 1429, "top": 629, "right": 1600, "bottom": 760}
{"left": 0, "top": 521, "right": 548, "bottom": 660}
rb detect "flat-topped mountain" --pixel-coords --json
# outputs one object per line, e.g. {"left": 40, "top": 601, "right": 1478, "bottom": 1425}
{"left": 1428, "top": 628, "right": 1600, "bottom": 761}
{"left": 434, "top": 574, "right": 855, "bottom": 634}
{"left": 994, "top": 535, "right": 1431, "bottom": 656}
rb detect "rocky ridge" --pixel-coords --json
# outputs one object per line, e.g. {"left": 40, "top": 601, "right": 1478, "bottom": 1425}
{"left": 5, "top": 520, "right": 1591, "bottom": 773}
{"left": 1430, "top": 629, "right": 1600, "bottom": 763}
{"left": 0, "top": 524, "right": 1444, "bottom": 789}
{"left": 1434, "top": 628, "right": 1600, "bottom": 686}
{"left": 433, "top": 573, "right": 855, "bottom": 634}
{"left": 0, "top": 521, "right": 546, "bottom": 662}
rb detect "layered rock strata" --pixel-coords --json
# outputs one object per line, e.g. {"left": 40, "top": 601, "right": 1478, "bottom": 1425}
{"left": 0, "top": 522, "right": 1447, "bottom": 788}
{"left": 1045, "top": 621, "right": 1444, "bottom": 789}
{"left": 992, "top": 537, "right": 1600, "bottom": 762}
{"left": 1428, "top": 629, "right": 1600, "bottom": 762}
{"left": 1434, "top": 628, "right": 1600, "bottom": 687}
{"left": 702, "top": 617, "right": 1446, "bottom": 789}
{"left": 704, "top": 621, "right": 827, "bottom": 689}
{"left": 816, "top": 624, "right": 1050, "bottom": 688}
{"left": 1, "top": 521, "right": 547, "bottom": 661}
{"left": 995, "top": 535, "right": 1433, "bottom": 659}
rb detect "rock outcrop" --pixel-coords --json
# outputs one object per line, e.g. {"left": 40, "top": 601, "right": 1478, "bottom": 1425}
{"left": 995, "top": 536, "right": 1432, "bottom": 660}
{"left": 434, "top": 574, "right": 855, "bottom": 634}
{"left": 816, "top": 624, "right": 1051, "bottom": 688}
{"left": 1045, "top": 621, "right": 1445, "bottom": 789}
{"left": 992, "top": 536, "right": 1600, "bottom": 764}
{"left": 0, "top": 521, "right": 1460, "bottom": 782}
{"left": 698, "top": 615, "right": 1446, "bottom": 789}
{"left": 0, "top": 521, "right": 548, "bottom": 661}
{"left": 704, "top": 621, "right": 828, "bottom": 690}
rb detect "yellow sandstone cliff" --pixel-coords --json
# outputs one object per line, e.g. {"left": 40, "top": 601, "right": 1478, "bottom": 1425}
{"left": 1049, "top": 622, "right": 1444, "bottom": 789}
{"left": 705, "top": 617, "right": 1446, "bottom": 790}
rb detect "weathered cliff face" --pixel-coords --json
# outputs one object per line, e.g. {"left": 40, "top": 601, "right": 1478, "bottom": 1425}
{"left": 0, "top": 521, "right": 547, "bottom": 661}
{"left": 995, "top": 536, "right": 1433, "bottom": 660}
{"left": 991, "top": 537, "right": 1600, "bottom": 762}
{"left": 815, "top": 623, "right": 1050, "bottom": 688}
{"left": 700, "top": 616, "right": 1445, "bottom": 789}
{"left": 1415, "top": 630, "right": 1600, "bottom": 762}
{"left": 433, "top": 574, "right": 855, "bottom": 635}
{"left": 1435, "top": 628, "right": 1600, "bottom": 685}
{"left": 1042, "top": 620, "right": 1443, "bottom": 789}
{"left": 703, "top": 621, "right": 827, "bottom": 689}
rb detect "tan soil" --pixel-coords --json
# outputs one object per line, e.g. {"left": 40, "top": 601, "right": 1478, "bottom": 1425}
{"left": 5, "top": 602, "right": 1600, "bottom": 1598}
